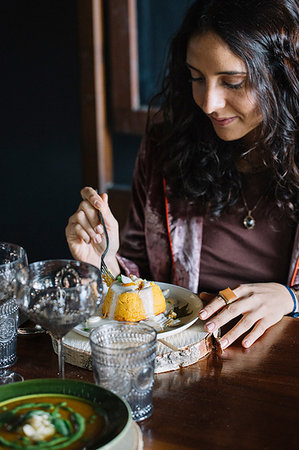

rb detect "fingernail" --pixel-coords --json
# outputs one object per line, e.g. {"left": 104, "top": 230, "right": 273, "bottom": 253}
{"left": 199, "top": 309, "right": 207, "bottom": 319}
{"left": 95, "top": 225, "right": 102, "bottom": 233}
{"left": 93, "top": 234, "right": 101, "bottom": 244}
{"left": 243, "top": 339, "right": 251, "bottom": 348}
{"left": 95, "top": 201, "right": 101, "bottom": 208}
{"left": 206, "top": 322, "right": 215, "bottom": 332}
{"left": 220, "top": 338, "right": 228, "bottom": 349}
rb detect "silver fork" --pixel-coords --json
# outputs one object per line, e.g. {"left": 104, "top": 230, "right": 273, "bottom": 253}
{"left": 95, "top": 191, "right": 115, "bottom": 286}
{"left": 145, "top": 314, "right": 179, "bottom": 331}
{"left": 98, "top": 211, "right": 115, "bottom": 286}
{"left": 153, "top": 315, "right": 175, "bottom": 328}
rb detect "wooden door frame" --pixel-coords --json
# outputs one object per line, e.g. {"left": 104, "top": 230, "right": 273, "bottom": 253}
{"left": 77, "top": 0, "right": 148, "bottom": 190}
{"left": 106, "top": 0, "right": 147, "bottom": 134}
{"left": 77, "top": 0, "right": 113, "bottom": 191}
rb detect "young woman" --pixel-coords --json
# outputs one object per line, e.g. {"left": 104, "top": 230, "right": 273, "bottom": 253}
{"left": 66, "top": 0, "right": 299, "bottom": 350}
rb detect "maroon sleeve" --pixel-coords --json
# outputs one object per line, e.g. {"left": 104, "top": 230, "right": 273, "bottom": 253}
{"left": 117, "top": 138, "right": 152, "bottom": 279}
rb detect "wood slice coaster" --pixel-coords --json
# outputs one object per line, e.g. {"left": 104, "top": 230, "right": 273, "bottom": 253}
{"left": 52, "top": 319, "right": 214, "bottom": 374}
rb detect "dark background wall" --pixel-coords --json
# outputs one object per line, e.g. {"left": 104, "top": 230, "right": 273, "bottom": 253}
{"left": 1, "top": 1, "right": 142, "bottom": 264}
{"left": 1, "top": 1, "right": 86, "bottom": 263}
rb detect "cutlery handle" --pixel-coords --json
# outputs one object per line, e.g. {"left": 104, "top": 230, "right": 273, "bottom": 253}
{"left": 98, "top": 210, "right": 109, "bottom": 261}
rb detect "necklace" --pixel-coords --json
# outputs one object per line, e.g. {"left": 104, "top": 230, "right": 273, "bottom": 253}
{"left": 240, "top": 189, "right": 264, "bottom": 230}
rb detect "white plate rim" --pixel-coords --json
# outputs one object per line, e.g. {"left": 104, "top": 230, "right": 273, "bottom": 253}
{"left": 73, "top": 282, "right": 203, "bottom": 339}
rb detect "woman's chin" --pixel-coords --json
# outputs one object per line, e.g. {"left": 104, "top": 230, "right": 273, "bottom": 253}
{"left": 213, "top": 124, "right": 261, "bottom": 143}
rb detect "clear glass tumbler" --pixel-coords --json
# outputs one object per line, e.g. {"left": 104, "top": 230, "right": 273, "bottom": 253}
{"left": 90, "top": 322, "right": 157, "bottom": 422}
{"left": 0, "top": 299, "right": 18, "bottom": 368}
{"left": 0, "top": 242, "right": 28, "bottom": 384}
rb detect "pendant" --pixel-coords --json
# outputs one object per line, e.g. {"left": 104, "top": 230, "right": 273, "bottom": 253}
{"left": 243, "top": 214, "right": 255, "bottom": 230}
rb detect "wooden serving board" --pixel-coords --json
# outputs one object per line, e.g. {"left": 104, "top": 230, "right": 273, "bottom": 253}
{"left": 52, "top": 319, "right": 215, "bottom": 374}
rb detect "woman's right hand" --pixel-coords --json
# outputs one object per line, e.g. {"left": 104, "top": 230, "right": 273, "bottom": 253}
{"left": 65, "top": 187, "right": 120, "bottom": 274}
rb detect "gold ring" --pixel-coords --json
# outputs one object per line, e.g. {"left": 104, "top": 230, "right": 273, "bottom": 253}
{"left": 218, "top": 287, "right": 237, "bottom": 305}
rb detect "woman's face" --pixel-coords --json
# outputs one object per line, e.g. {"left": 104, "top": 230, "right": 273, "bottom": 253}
{"left": 186, "top": 31, "right": 263, "bottom": 141}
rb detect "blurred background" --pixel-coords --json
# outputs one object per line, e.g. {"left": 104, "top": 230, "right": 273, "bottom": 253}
{"left": 1, "top": 0, "right": 194, "bottom": 263}
{"left": 2, "top": 1, "right": 83, "bottom": 262}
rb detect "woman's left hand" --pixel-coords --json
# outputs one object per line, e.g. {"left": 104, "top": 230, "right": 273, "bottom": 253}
{"left": 199, "top": 283, "right": 294, "bottom": 350}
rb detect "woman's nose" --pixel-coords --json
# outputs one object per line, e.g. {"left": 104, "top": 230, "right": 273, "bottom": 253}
{"left": 200, "top": 86, "right": 226, "bottom": 114}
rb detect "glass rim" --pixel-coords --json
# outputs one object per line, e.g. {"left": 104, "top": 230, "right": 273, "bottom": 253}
{"left": 23, "top": 259, "right": 102, "bottom": 291}
{"left": 89, "top": 321, "right": 157, "bottom": 351}
{"left": 28, "top": 259, "right": 100, "bottom": 272}
{"left": 27, "top": 259, "right": 101, "bottom": 277}
{"left": 0, "top": 242, "right": 27, "bottom": 268}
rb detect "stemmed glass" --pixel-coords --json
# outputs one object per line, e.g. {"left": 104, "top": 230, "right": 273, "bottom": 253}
{"left": 16, "top": 259, "right": 102, "bottom": 378}
{"left": 0, "top": 242, "right": 28, "bottom": 384}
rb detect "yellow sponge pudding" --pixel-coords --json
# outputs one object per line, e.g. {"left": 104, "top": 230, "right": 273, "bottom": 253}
{"left": 102, "top": 275, "right": 166, "bottom": 322}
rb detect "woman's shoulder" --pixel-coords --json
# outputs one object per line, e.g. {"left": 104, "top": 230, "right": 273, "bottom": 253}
{"left": 138, "top": 124, "right": 167, "bottom": 163}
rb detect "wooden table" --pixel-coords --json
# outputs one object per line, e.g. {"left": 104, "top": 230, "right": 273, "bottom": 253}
{"left": 14, "top": 317, "right": 299, "bottom": 449}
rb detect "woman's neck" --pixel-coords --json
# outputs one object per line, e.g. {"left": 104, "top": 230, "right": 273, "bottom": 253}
{"left": 231, "top": 126, "right": 265, "bottom": 173}
{"left": 235, "top": 150, "right": 265, "bottom": 173}
{"left": 231, "top": 137, "right": 265, "bottom": 173}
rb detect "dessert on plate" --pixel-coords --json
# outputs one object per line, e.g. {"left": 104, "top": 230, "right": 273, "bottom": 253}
{"left": 102, "top": 275, "right": 166, "bottom": 322}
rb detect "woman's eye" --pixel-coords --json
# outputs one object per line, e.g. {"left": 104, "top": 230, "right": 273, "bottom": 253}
{"left": 224, "top": 81, "right": 245, "bottom": 90}
{"left": 188, "top": 75, "right": 204, "bottom": 83}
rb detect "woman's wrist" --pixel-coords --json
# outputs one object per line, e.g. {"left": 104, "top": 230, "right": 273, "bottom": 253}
{"left": 290, "top": 288, "right": 299, "bottom": 317}
{"left": 284, "top": 285, "right": 299, "bottom": 318}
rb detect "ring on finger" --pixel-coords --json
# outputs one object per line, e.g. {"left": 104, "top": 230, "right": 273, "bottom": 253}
{"left": 218, "top": 287, "right": 237, "bottom": 306}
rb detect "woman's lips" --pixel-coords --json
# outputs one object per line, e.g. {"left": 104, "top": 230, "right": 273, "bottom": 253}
{"left": 210, "top": 116, "right": 237, "bottom": 126}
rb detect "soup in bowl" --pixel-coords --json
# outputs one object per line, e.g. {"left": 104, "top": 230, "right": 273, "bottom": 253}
{"left": 0, "top": 379, "right": 131, "bottom": 449}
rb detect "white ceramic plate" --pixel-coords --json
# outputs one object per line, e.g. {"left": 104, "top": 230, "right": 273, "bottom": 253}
{"left": 73, "top": 282, "right": 203, "bottom": 339}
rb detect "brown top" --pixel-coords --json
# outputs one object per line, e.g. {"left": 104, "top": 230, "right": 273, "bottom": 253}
{"left": 200, "top": 171, "right": 296, "bottom": 292}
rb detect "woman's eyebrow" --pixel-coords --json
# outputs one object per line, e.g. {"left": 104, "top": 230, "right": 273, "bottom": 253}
{"left": 185, "top": 62, "right": 246, "bottom": 75}
{"left": 186, "top": 62, "right": 201, "bottom": 72}
{"left": 216, "top": 71, "right": 247, "bottom": 75}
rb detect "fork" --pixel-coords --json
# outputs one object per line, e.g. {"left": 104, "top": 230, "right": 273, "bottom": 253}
{"left": 153, "top": 315, "right": 176, "bottom": 328}
{"left": 95, "top": 194, "right": 115, "bottom": 286}
{"left": 145, "top": 314, "right": 179, "bottom": 332}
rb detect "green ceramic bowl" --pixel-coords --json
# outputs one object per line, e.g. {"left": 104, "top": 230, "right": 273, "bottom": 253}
{"left": 0, "top": 378, "right": 131, "bottom": 449}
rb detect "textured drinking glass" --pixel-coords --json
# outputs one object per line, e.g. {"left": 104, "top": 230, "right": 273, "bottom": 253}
{"left": 0, "top": 242, "right": 28, "bottom": 384}
{"left": 90, "top": 322, "right": 157, "bottom": 422}
{"left": 16, "top": 259, "right": 102, "bottom": 379}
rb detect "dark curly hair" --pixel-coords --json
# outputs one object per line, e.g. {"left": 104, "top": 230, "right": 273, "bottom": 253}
{"left": 147, "top": 0, "right": 299, "bottom": 220}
